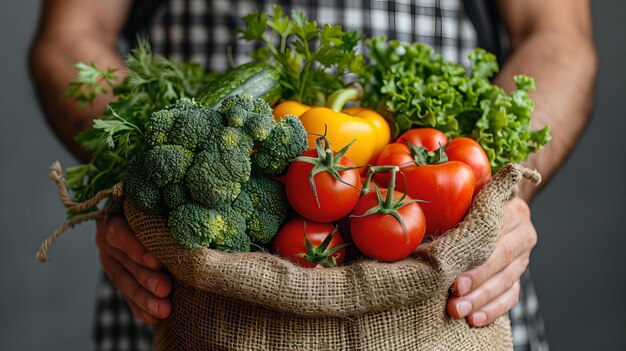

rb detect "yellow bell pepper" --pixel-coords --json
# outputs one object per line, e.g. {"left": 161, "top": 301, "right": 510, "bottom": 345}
{"left": 273, "top": 86, "right": 391, "bottom": 166}
{"left": 341, "top": 106, "right": 391, "bottom": 164}
{"left": 272, "top": 100, "right": 311, "bottom": 120}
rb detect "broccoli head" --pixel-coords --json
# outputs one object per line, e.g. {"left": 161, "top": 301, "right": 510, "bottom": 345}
{"left": 128, "top": 94, "right": 295, "bottom": 252}
{"left": 162, "top": 182, "right": 192, "bottom": 210}
{"left": 211, "top": 205, "right": 251, "bottom": 252}
{"left": 168, "top": 202, "right": 250, "bottom": 251}
{"left": 210, "top": 126, "right": 254, "bottom": 155}
{"left": 185, "top": 149, "right": 251, "bottom": 207}
{"left": 239, "top": 177, "right": 289, "bottom": 244}
{"left": 145, "top": 99, "right": 222, "bottom": 151}
{"left": 219, "top": 94, "right": 275, "bottom": 142}
{"left": 251, "top": 115, "right": 308, "bottom": 176}
{"left": 145, "top": 109, "right": 175, "bottom": 147}
{"left": 168, "top": 202, "right": 225, "bottom": 249}
{"left": 144, "top": 144, "right": 194, "bottom": 187}
{"left": 124, "top": 155, "right": 164, "bottom": 214}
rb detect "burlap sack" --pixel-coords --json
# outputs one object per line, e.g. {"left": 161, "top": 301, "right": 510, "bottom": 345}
{"left": 125, "top": 163, "right": 540, "bottom": 351}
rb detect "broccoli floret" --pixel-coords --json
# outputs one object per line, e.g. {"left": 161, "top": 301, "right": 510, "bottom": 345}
{"left": 211, "top": 205, "right": 251, "bottom": 252}
{"left": 231, "top": 188, "right": 253, "bottom": 221}
{"left": 168, "top": 202, "right": 250, "bottom": 251}
{"left": 146, "top": 99, "right": 222, "bottom": 151}
{"left": 251, "top": 115, "right": 308, "bottom": 176}
{"left": 124, "top": 156, "right": 164, "bottom": 213}
{"left": 219, "top": 94, "right": 255, "bottom": 127}
{"left": 185, "top": 149, "right": 251, "bottom": 207}
{"left": 144, "top": 144, "right": 194, "bottom": 187}
{"left": 214, "top": 126, "right": 254, "bottom": 154}
{"left": 168, "top": 202, "right": 225, "bottom": 249}
{"left": 145, "top": 109, "right": 175, "bottom": 147}
{"left": 169, "top": 100, "right": 221, "bottom": 151}
{"left": 239, "top": 177, "right": 289, "bottom": 244}
{"left": 219, "top": 94, "right": 275, "bottom": 142}
{"left": 162, "top": 182, "right": 191, "bottom": 210}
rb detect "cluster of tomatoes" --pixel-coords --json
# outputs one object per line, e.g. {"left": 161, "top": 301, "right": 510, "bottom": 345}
{"left": 271, "top": 127, "right": 491, "bottom": 267}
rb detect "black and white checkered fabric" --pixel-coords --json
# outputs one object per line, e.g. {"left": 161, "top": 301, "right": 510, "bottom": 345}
{"left": 147, "top": 0, "right": 478, "bottom": 71}
{"left": 94, "top": 1, "right": 548, "bottom": 350}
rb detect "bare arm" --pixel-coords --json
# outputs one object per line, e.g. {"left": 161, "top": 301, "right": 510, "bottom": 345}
{"left": 495, "top": 0, "right": 597, "bottom": 201}
{"left": 29, "top": 0, "right": 131, "bottom": 161}
{"left": 448, "top": 0, "right": 597, "bottom": 327}
{"left": 30, "top": 0, "right": 172, "bottom": 325}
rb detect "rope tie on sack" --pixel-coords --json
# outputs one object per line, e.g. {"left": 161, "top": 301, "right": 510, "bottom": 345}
{"left": 36, "top": 161, "right": 124, "bottom": 263}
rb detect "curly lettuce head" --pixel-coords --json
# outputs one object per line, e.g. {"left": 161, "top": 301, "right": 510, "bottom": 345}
{"left": 360, "top": 37, "right": 551, "bottom": 172}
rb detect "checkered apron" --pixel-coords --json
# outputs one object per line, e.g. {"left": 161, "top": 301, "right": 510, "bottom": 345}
{"left": 94, "top": 1, "right": 547, "bottom": 350}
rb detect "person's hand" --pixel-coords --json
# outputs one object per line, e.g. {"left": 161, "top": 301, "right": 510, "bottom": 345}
{"left": 446, "top": 197, "right": 537, "bottom": 327}
{"left": 96, "top": 214, "right": 172, "bottom": 324}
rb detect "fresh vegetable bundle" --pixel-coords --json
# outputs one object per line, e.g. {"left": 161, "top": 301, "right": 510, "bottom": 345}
{"left": 39, "top": 6, "right": 550, "bottom": 351}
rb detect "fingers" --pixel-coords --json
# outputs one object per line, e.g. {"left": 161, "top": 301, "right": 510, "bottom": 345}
{"left": 447, "top": 197, "right": 537, "bottom": 327}
{"left": 110, "top": 248, "right": 173, "bottom": 298}
{"left": 447, "top": 255, "right": 528, "bottom": 319}
{"left": 100, "top": 252, "right": 171, "bottom": 323}
{"left": 466, "top": 281, "right": 520, "bottom": 327}
{"left": 450, "top": 199, "right": 536, "bottom": 297}
{"left": 96, "top": 215, "right": 172, "bottom": 324}
{"left": 125, "top": 299, "right": 160, "bottom": 325}
{"left": 105, "top": 216, "right": 162, "bottom": 270}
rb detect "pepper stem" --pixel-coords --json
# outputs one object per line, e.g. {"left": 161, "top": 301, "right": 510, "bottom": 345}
{"left": 325, "top": 83, "right": 364, "bottom": 112}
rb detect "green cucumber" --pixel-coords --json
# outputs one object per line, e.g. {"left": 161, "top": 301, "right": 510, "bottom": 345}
{"left": 198, "top": 62, "right": 282, "bottom": 109}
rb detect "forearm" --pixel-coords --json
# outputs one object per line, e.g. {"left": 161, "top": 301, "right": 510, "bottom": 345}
{"left": 29, "top": 0, "right": 131, "bottom": 162}
{"left": 493, "top": 0, "right": 598, "bottom": 202}
{"left": 30, "top": 34, "right": 124, "bottom": 162}
{"left": 494, "top": 31, "right": 597, "bottom": 201}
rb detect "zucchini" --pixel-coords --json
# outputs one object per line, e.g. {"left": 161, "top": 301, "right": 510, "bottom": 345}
{"left": 198, "top": 62, "right": 282, "bottom": 109}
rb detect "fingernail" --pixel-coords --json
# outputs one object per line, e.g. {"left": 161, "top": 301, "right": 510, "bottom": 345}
{"left": 472, "top": 311, "right": 487, "bottom": 326}
{"left": 143, "top": 253, "right": 160, "bottom": 269}
{"left": 148, "top": 298, "right": 161, "bottom": 315}
{"left": 456, "top": 300, "right": 472, "bottom": 317}
{"left": 457, "top": 276, "right": 471, "bottom": 296}
{"left": 147, "top": 278, "right": 159, "bottom": 294}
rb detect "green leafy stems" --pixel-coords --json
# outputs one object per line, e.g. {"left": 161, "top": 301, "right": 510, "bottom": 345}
{"left": 293, "top": 127, "right": 362, "bottom": 208}
{"left": 298, "top": 221, "right": 349, "bottom": 267}
{"left": 238, "top": 5, "right": 364, "bottom": 105}
{"left": 355, "top": 166, "right": 425, "bottom": 242}
{"left": 62, "top": 63, "right": 120, "bottom": 107}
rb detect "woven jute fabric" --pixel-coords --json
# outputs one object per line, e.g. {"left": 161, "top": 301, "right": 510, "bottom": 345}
{"left": 125, "top": 163, "right": 540, "bottom": 351}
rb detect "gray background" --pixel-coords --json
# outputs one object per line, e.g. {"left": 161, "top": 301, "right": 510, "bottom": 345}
{"left": 1, "top": 1, "right": 624, "bottom": 350}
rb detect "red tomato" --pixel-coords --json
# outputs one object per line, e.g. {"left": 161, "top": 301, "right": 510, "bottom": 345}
{"left": 375, "top": 144, "right": 475, "bottom": 237}
{"left": 350, "top": 189, "right": 426, "bottom": 262}
{"left": 272, "top": 218, "right": 346, "bottom": 268}
{"left": 397, "top": 128, "right": 448, "bottom": 151}
{"left": 397, "top": 128, "right": 491, "bottom": 195}
{"left": 286, "top": 149, "right": 361, "bottom": 222}
{"left": 444, "top": 137, "right": 491, "bottom": 195}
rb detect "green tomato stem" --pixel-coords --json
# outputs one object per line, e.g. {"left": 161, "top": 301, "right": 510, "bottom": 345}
{"left": 384, "top": 166, "right": 398, "bottom": 208}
